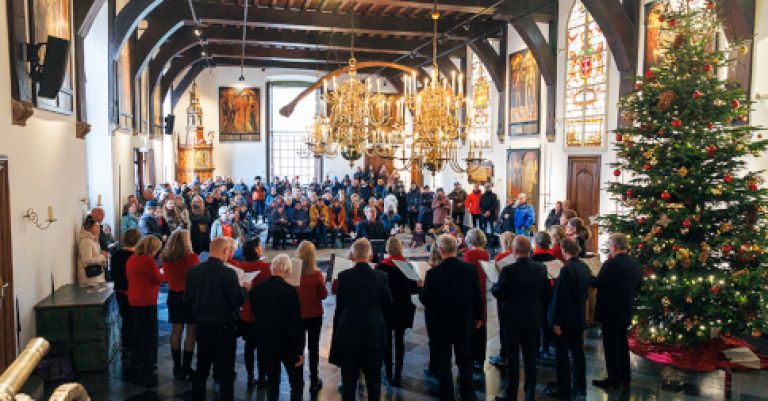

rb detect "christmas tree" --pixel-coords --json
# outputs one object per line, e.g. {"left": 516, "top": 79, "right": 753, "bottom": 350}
{"left": 602, "top": 0, "right": 768, "bottom": 345}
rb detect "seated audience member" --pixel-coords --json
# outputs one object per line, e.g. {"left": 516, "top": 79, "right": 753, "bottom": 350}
{"left": 290, "top": 200, "right": 311, "bottom": 243}
{"left": 186, "top": 237, "right": 247, "bottom": 401}
{"left": 111, "top": 228, "right": 140, "bottom": 354}
{"left": 189, "top": 195, "right": 212, "bottom": 254}
{"left": 235, "top": 203, "right": 258, "bottom": 239}
{"left": 380, "top": 204, "right": 402, "bottom": 234}
{"left": 513, "top": 193, "right": 535, "bottom": 235}
{"left": 375, "top": 237, "right": 420, "bottom": 386}
{"left": 492, "top": 236, "right": 550, "bottom": 401}
{"left": 410, "top": 222, "right": 426, "bottom": 248}
{"left": 545, "top": 201, "right": 564, "bottom": 229}
{"left": 531, "top": 231, "right": 561, "bottom": 359}
{"left": 126, "top": 235, "right": 164, "bottom": 373}
{"left": 548, "top": 225, "right": 567, "bottom": 263}
{"left": 250, "top": 254, "right": 305, "bottom": 401}
{"left": 435, "top": 216, "right": 461, "bottom": 238}
{"left": 488, "top": 231, "right": 517, "bottom": 367}
{"left": 265, "top": 187, "right": 278, "bottom": 211}
{"left": 211, "top": 206, "right": 241, "bottom": 241}
{"left": 139, "top": 201, "right": 164, "bottom": 239}
{"left": 359, "top": 179, "right": 372, "bottom": 201}
{"left": 566, "top": 217, "right": 591, "bottom": 257}
{"left": 120, "top": 202, "right": 140, "bottom": 234}
{"left": 560, "top": 209, "right": 578, "bottom": 227}
{"left": 230, "top": 238, "right": 271, "bottom": 388}
{"left": 331, "top": 239, "right": 393, "bottom": 401}
{"left": 296, "top": 242, "right": 329, "bottom": 393}
{"left": 309, "top": 198, "right": 330, "bottom": 248}
{"left": 78, "top": 215, "right": 107, "bottom": 285}
{"left": 329, "top": 199, "right": 347, "bottom": 248}
{"left": 269, "top": 204, "right": 290, "bottom": 250}
{"left": 463, "top": 229, "right": 490, "bottom": 370}
{"left": 374, "top": 178, "right": 386, "bottom": 199}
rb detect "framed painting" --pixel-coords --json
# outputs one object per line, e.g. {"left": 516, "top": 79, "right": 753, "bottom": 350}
{"left": 644, "top": 2, "right": 670, "bottom": 71}
{"left": 468, "top": 161, "right": 494, "bottom": 184}
{"left": 219, "top": 87, "right": 261, "bottom": 142}
{"left": 507, "top": 149, "right": 540, "bottom": 219}
{"left": 28, "top": 0, "right": 73, "bottom": 114}
{"left": 508, "top": 49, "right": 540, "bottom": 136}
{"left": 116, "top": 45, "right": 133, "bottom": 130}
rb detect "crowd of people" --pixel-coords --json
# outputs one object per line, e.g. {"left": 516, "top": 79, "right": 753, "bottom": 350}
{"left": 74, "top": 170, "right": 644, "bottom": 401}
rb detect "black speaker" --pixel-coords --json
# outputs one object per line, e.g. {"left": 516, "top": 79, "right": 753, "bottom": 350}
{"left": 36, "top": 36, "right": 70, "bottom": 99}
{"left": 164, "top": 115, "right": 175, "bottom": 135}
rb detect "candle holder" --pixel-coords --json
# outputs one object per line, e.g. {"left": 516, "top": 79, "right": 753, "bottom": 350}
{"left": 22, "top": 208, "right": 57, "bottom": 230}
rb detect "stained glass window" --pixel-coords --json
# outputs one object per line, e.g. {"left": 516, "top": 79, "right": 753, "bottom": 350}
{"left": 470, "top": 50, "right": 492, "bottom": 149}
{"left": 565, "top": 1, "right": 608, "bottom": 147}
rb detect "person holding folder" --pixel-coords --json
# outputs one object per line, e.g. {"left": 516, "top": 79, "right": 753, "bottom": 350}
{"left": 463, "top": 229, "right": 490, "bottom": 372}
{"left": 375, "top": 237, "right": 421, "bottom": 386}
{"left": 488, "top": 231, "right": 516, "bottom": 367}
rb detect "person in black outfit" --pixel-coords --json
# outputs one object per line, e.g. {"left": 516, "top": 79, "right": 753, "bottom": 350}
{"left": 331, "top": 238, "right": 393, "bottom": 401}
{"left": 110, "top": 228, "right": 140, "bottom": 356}
{"left": 395, "top": 186, "right": 409, "bottom": 225}
{"left": 355, "top": 207, "right": 387, "bottom": 261}
{"left": 406, "top": 184, "right": 421, "bottom": 232}
{"left": 420, "top": 234, "right": 482, "bottom": 401}
{"left": 592, "top": 233, "right": 643, "bottom": 390}
{"left": 375, "top": 237, "right": 421, "bottom": 386}
{"left": 545, "top": 237, "right": 593, "bottom": 400}
{"left": 544, "top": 201, "right": 564, "bottom": 229}
{"left": 491, "top": 236, "right": 551, "bottom": 401}
{"left": 531, "top": 232, "right": 559, "bottom": 358}
{"left": 185, "top": 237, "right": 247, "bottom": 401}
{"left": 418, "top": 185, "right": 435, "bottom": 231}
{"left": 479, "top": 184, "right": 498, "bottom": 234}
{"left": 250, "top": 254, "right": 305, "bottom": 401}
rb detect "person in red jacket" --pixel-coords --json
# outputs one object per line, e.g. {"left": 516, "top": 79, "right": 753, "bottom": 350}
{"left": 126, "top": 235, "right": 164, "bottom": 373}
{"left": 463, "top": 228, "right": 490, "bottom": 372}
{"left": 229, "top": 238, "right": 271, "bottom": 388}
{"left": 295, "top": 241, "right": 329, "bottom": 393}
{"left": 465, "top": 183, "right": 483, "bottom": 229}
{"left": 161, "top": 230, "right": 200, "bottom": 379}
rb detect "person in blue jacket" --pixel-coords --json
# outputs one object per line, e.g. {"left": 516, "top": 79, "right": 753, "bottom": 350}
{"left": 513, "top": 193, "right": 535, "bottom": 235}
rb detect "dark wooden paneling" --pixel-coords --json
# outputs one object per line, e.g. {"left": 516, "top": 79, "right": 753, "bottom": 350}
{"left": 0, "top": 159, "right": 15, "bottom": 370}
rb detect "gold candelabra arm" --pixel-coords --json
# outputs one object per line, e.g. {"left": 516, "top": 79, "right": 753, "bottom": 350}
{"left": 0, "top": 338, "right": 50, "bottom": 401}
{"left": 47, "top": 383, "right": 90, "bottom": 401}
{"left": 22, "top": 208, "right": 57, "bottom": 230}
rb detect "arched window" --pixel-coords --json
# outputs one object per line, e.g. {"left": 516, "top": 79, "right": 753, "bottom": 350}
{"left": 565, "top": 0, "right": 608, "bottom": 147}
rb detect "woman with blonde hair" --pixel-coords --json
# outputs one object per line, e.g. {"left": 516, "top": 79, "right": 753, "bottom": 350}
{"left": 126, "top": 235, "right": 164, "bottom": 373}
{"left": 548, "top": 225, "right": 567, "bottom": 262}
{"left": 189, "top": 195, "right": 212, "bottom": 253}
{"left": 78, "top": 215, "right": 107, "bottom": 285}
{"left": 463, "top": 228, "right": 490, "bottom": 370}
{"left": 295, "top": 241, "right": 328, "bottom": 392}
{"left": 566, "top": 217, "right": 591, "bottom": 257}
{"left": 161, "top": 230, "right": 200, "bottom": 379}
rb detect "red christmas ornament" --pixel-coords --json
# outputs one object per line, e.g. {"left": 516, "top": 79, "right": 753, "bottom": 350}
{"left": 731, "top": 99, "right": 741, "bottom": 109}
{"left": 682, "top": 219, "right": 692, "bottom": 228}
{"left": 738, "top": 115, "right": 747, "bottom": 122}
{"left": 707, "top": 1, "right": 716, "bottom": 10}
{"left": 707, "top": 122, "right": 715, "bottom": 130}
{"left": 658, "top": 14, "right": 665, "bottom": 23}
{"left": 671, "top": 119, "right": 682, "bottom": 128}
{"left": 710, "top": 286, "right": 721, "bottom": 295}
{"left": 668, "top": 18, "right": 677, "bottom": 27}
{"left": 645, "top": 69, "right": 655, "bottom": 79}
{"left": 750, "top": 183, "right": 758, "bottom": 191}
{"left": 637, "top": 243, "right": 645, "bottom": 250}
{"left": 693, "top": 90, "right": 703, "bottom": 99}
{"left": 626, "top": 189, "right": 635, "bottom": 198}
{"left": 704, "top": 64, "right": 713, "bottom": 72}
{"left": 722, "top": 245, "right": 733, "bottom": 253}
{"left": 706, "top": 144, "right": 718, "bottom": 157}
{"left": 637, "top": 217, "right": 646, "bottom": 224}
{"left": 661, "top": 191, "right": 672, "bottom": 200}
{"left": 613, "top": 169, "right": 621, "bottom": 177}
{"left": 615, "top": 134, "right": 623, "bottom": 142}
{"left": 634, "top": 82, "right": 642, "bottom": 90}
{"left": 672, "top": 245, "right": 680, "bottom": 252}
{"left": 658, "top": 128, "right": 665, "bottom": 136}
{"left": 643, "top": 163, "right": 652, "bottom": 171}
{"left": 724, "top": 174, "right": 733, "bottom": 183}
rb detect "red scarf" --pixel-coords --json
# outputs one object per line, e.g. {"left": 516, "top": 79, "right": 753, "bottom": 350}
{"left": 381, "top": 254, "right": 406, "bottom": 267}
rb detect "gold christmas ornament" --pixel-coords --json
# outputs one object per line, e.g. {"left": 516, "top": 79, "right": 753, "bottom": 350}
{"left": 678, "top": 167, "right": 689, "bottom": 177}
{"left": 666, "top": 258, "right": 677, "bottom": 268}
{"left": 753, "top": 329, "right": 762, "bottom": 338}
{"left": 714, "top": 99, "right": 725, "bottom": 106}
{"left": 685, "top": 296, "right": 693, "bottom": 304}
{"left": 681, "top": 227, "right": 690, "bottom": 235}
{"left": 662, "top": 296, "right": 671, "bottom": 306}
{"left": 710, "top": 185, "right": 723, "bottom": 196}
{"left": 643, "top": 150, "right": 654, "bottom": 159}
{"left": 657, "top": 90, "right": 677, "bottom": 112}
{"left": 654, "top": 244, "right": 663, "bottom": 254}
{"left": 738, "top": 45, "right": 749, "bottom": 55}
{"left": 720, "top": 222, "right": 733, "bottom": 233}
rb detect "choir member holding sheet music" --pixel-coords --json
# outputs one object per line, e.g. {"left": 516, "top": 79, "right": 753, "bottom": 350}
{"left": 375, "top": 237, "right": 422, "bottom": 386}
{"left": 295, "top": 241, "right": 329, "bottom": 394}
{"left": 488, "top": 232, "right": 516, "bottom": 367}
{"left": 491, "top": 236, "right": 550, "bottom": 401}
{"left": 463, "top": 229, "right": 491, "bottom": 371}
{"left": 530, "top": 232, "right": 562, "bottom": 359}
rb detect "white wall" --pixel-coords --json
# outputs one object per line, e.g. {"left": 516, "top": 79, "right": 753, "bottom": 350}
{"left": 0, "top": 0, "right": 90, "bottom": 346}
{"left": 749, "top": 0, "right": 768, "bottom": 172}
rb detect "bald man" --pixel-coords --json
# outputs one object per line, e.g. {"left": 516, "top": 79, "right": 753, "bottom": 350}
{"left": 185, "top": 237, "right": 247, "bottom": 401}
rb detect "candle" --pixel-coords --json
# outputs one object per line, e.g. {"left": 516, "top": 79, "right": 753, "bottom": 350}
{"left": 47, "top": 205, "right": 54, "bottom": 221}
{"left": 458, "top": 73, "right": 464, "bottom": 96}
{"left": 451, "top": 71, "right": 456, "bottom": 91}
{"left": 97, "top": 193, "right": 102, "bottom": 206}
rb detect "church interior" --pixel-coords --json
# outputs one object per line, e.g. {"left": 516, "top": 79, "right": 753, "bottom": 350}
{"left": 1, "top": 0, "right": 768, "bottom": 400}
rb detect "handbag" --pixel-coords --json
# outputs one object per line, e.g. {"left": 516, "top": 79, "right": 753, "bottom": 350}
{"left": 84, "top": 264, "right": 103, "bottom": 278}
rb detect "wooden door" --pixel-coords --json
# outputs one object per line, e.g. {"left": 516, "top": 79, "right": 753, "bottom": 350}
{"left": 0, "top": 159, "right": 16, "bottom": 370}
{"left": 567, "top": 156, "right": 601, "bottom": 253}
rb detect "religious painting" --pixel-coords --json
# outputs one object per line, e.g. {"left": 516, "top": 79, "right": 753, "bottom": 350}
{"left": 219, "top": 87, "right": 261, "bottom": 142}
{"left": 28, "top": 0, "right": 73, "bottom": 114}
{"left": 507, "top": 149, "right": 540, "bottom": 220}
{"left": 644, "top": 2, "right": 670, "bottom": 70}
{"left": 468, "top": 161, "right": 494, "bottom": 185}
{"left": 116, "top": 45, "right": 133, "bottom": 131}
{"left": 152, "top": 85, "right": 162, "bottom": 135}
{"left": 508, "top": 49, "right": 540, "bottom": 136}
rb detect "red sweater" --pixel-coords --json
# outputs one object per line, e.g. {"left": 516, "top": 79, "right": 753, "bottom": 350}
{"left": 495, "top": 250, "right": 514, "bottom": 262}
{"left": 465, "top": 190, "right": 483, "bottom": 214}
{"left": 551, "top": 244, "right": 566, "bottom": 263}
{"left": 464, "top": 248, "right": 490, "bottom": 321}
{"left": 126, "top": 254, "right": 164, "bottom": 307}
{"left": 230, "top": 259, "right": 271, "bottom": 322}
{"left": 163, "top": 253, "right": 200, "bottom": 292}
{"left": 297, "top": 270, "right": 328, "bottom": 319}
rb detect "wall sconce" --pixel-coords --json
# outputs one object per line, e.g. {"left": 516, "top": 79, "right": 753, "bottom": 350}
{"left": 756, "top": 93, "right": 768, "bottom": 108}
{"left": 22, "top": 206, "right": 57, "bottom": 230}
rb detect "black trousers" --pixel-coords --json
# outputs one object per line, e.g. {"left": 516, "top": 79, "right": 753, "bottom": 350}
{"left": 471, "top": 214, "right": 481, "bottom": 228}
{"left": 408, "top": 212, "right": 418, "bottom": 232}
{"left": 480, "top": 215, "right": 494, "bottom": 234}
{"left": 431, "top": 339, "right": 476, "bottom": 401}
{"left": 452, "top": 211, "right": 466, "bottom": 231}
{"left": 472, "top": 324, "right": 487, "bottom": 365}
{"left": 116, "top": 292, "right": 132, "bottom": 351}
{"left": 554, "top": 328, "right": 586, "bottom": 396}
{"left": 193, "top": 323, "right": 237, "bottom": 401}
{"left": 602, "top": 322, "right": 631, "bottom": 383}
{"left": 130, "top": 306, "right": 157, "bottom": 371}
{"left": 240, "top": 321, "right": 265, "bottom": 378}
{"left": 384, "top": 326, "right": 406, "bottom": 378}
{"left": 505, "top": 328, "right": 538, "bottom": 401}
{"left": 341, "top": 347, "right": 383, "bottom": 401}
{"left": 303, "top": 317, "right": 322, "bottom": 382}
{"left": 264, "top": 354, "right": 304, "bottom": 401}
{"left": 496, "top": 300, "right": 507, "bottom": 358}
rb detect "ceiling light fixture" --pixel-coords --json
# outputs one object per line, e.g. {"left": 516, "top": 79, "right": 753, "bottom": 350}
{"left": 239, "top": 0, "right": 249, "bottom": 83}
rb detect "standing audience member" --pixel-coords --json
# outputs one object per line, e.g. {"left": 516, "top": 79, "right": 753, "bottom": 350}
{"left": 211, "top": 206, "right": 241, "bottom": 241}
{"left": 592, "top": 233, "right": 643, "bottom": 390}
{"left": 395, "top": 186, "right": 408, "bottom": 226}
{"left": 531, "top": 231, "right": 562, "bottom": 358}
{"left": 431, "top": 188, "right": 451, "bottom": 231}
{"left": 120, "top": 203, "right": 140, "bottom": 234}
{"left": 380, "top": 204, "right": 402, "bottom": 234}
{"left": 161, "top": 230, "right": 200, "bottom": 379}
{"left": 465, "top": 183, "right": 483, "bottom": 229}
{"left": 448, "top": 182, "right": 468, "bottom": 231}
{"left": 545, "top": 201, "right": 564, "bottom": 229}
{"left": 463, "top": 229, "right": 490, "bottom": 371}
{"left": 375, "top": 237, "right": 421, "bottom": 386}
{"left": 296, "top": 241, "right": 329, "bottom": 393}
{"left": 548, "top": 225, "right": 567, "bottom": 262}
{"left": 163, "top": 198, "right": 187, "bottom": 232}
{"left": 497, "top": 197, "right": 516, "bottom": 234}
{"left": 189, "top": 195, "right": 212, "bottom": 253}
{"left": 546, "top": 237, "right": 592, "bottom": 400}
{"left": 560, "top": 209, "right": 578, "bottom": 228}
{"left": 420, "top": 235, "right": 482, "bottom": 401}
{"left": 513, "top": 193, "right": 535, "bottom": 235}
{"left": 406, "top": 184, "right": 421, "bottom": 232}
{"left": 332, "top": 239, "right": 393, "bottom": 401}
{"left": 488, "top": 231, "right": 516, "bottom": 367}
{"left": 139, "top": 201, "right": 163, "bottom": 239}
{"left": 111, "top": 228, "right": 140, "bottom": 356}
{"left": 250, "top": 254, "right": 305, "bottom": 401}
{"left": 78, "top": 215, "right": 108, "bottom": 285}
{"left": 126, "top": 236, "right": 164, "bottom": 374}
{"left": 491, "top": 236, "right": 550, "bottom": 401}
{"left": 566, "top": 217, "right": 591, "bottom": 257}
{"left": 479, "top": 184, "right": 498, "bottom": 234}
{"left": 418, "top": 185, "right": 435, "bottom": 231}
{"left": 89, "top": 207, "right": 111, "bottom": 251}
{"left": 185, "top": 237, "right": 247, "bottom": 401}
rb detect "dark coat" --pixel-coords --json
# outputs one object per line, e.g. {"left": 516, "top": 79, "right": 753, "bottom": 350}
{"left": 184, "top": 257, "right": 246, "bottom": 324}
{"left": 418, "top": 191, "right": 435, "bottom": 223}
{"left": 355, "top": 220, "right": 387, "bottom": 240}
{"left": 420, "top": 257, "right": 483, "bottom": 343}
{"left": 250, "top": 276, "right": 305, "bottom": 359}
{"left": 406, "top": 189, "right": 421, "bottom": 214}
{"left": 593, "top": 253, "right": 643, "bottom": 327}
{"left": 496, "top": 204, "right": 515, "bottom": 233}
{"left": 479, "top": 191, "right": 498, "bottom": 218}
{"left": 375, "top": 259, "right": 419, "bottom": 329}
{"left": 138, "top": 213, "right": 163, "bottom": 238}
{"left": 544, "top": 209, "right": 562, "bottom": 229}
{"left": 491, "top": 257, "right": 550, "bottom": 331}
{"left": 395, "top": 191, "right": 408, "bottom": 217}
{"left": 548, "top": 257, "right": 593, "bottom": 331}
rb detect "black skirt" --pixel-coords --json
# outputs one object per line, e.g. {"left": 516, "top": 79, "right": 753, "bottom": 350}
{"left": 167, "top": 290, "right": 195, "bottom": 324}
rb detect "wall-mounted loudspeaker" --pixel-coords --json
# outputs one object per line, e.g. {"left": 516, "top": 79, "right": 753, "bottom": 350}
{"left": 27, "top": 36, "right": 71, "bottom": 99}
{"left": 164, "top": 115, "right": 175, "bottom": 135}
